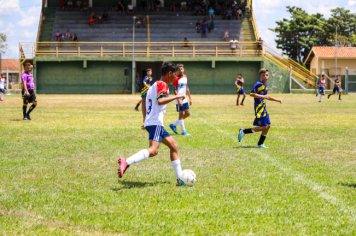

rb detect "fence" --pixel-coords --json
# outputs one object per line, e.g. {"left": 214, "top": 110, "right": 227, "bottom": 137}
{"left": 346, "top": 68, "right": 356, "bottom": 93}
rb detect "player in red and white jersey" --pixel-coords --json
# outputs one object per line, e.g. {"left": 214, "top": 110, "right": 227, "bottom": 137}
{"left": 318, "top": 74, "right": 326, "bottom": 102}
{"left": 169, "top": 64, "right": 192, "bottom": 136}
{"left": 118, "top": 62, "right": 188, "bottom": 185}
{"left": 0, "top": 74, "right": 7, "bottom": 101}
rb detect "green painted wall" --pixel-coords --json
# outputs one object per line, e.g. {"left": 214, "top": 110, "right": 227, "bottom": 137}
{"left": 36, "top": 61, "right": 131, "bottom": 94}
{"left": 261, "top": 58, "right": 290, "bottom": 93}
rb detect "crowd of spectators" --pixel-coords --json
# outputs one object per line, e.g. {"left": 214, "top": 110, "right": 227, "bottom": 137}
{"left": 55, "top": 29, "right": 79, "bottom": 46}
{"left": 58, "top": 0, "right": 88, "bottom": 11}
{"left": 195, "top": 17, "right": 215, "bottom": 38}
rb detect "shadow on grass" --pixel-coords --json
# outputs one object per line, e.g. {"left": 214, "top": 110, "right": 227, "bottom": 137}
{"left": 111, "top": 180, "right": 170, "bottom": 191}
{"left": 233, "top": 146, "right": 256, "bottom": 149}
{"left": 339, "top": 183, "right": 356, "bottom": 188}
{"left": 10, "top": 119, "right": 23, "bottom": 121}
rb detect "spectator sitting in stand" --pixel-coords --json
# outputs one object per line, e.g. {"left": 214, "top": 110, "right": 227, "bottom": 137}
{"left": 215, "top": 4, "right": 221, "bottom": 15}
{"left": 89, "top": 11, "right": 95, "bottom": 18}
{"left": 82, "top": 0, "right": 88, "bottom": 10}
{"left": 226, "top": 7, "right": 233, "bottom": 20}
{"left": 209, "top": 7, "right": 215, "bottom": 19}
{"left": 223, "top": 29, "right": 229, "bottom": 41}
{"left": 196, "top": 20, "right": 201, "bottom": 33}
{"left": 127, "top": 3, "right": 135, "bottom": 14}
{"left": 237, "top": 8, "right": 242, "bottom": 20}
{"left": 76, "top": 0, "right": 81, "bottom": 10}
{"left": 142, "top": 15, "right": 147, "bottom": 27}
{"left": 55, "top": 30, "right": 61, "bottom": 41}
{"left": 221, "top": 7, "right": 227, "bottom": 19}
{"left": 118, "top": 1, "right": 125, "bottom": 14}
{"left": 230, "top": 37, "right": 238, "bottom": 54}
{"left": 231, "top": 0, "right": 237, "bottom": 8}
{"left": 58, "top": 34, "right": 64, "bottom": 47}
{"left": 200, "top": 1, "right": 206, "bottom": 13}
{"left": 149, "top": 0, "right": 154, "bottom": 10}
{"left": 96, "top": 13, "right": 102, "bottom": 23}
{"left": 241, "top": 5, "right": 245, "bottom": 13}
{"left": 111, "top": 5, "right": 118, "bottom": 11}
{"left": 58, "top": 0, "right": 66, "bottom": 10}
{"left": 73, "top": 33, "right": 79, "bottom": 42}
{"left": 67, "top": 0, "right": 74, "bottom": 10}
{"left": 181, "top": 0, "right": 187, "bottom": 11}
{"left": 102, "top": 11, "right": 109, "bottom": 23}
{"left": 183, "top": 38, "right": 190, "bottom": 47}
{"left": 257, "top": 37, "right": 263, "bottom": 51}
{"left": 140, "top": 0, "right": 147, "bottom": 10}
{"left": 201, "top": 21, "right": 207, "bottom": 38}
{"left": 194, "top": 3, "right": 201, "bottom": 15}
{"left": 155, "top": 0, "right": 161, "bottom": 11}
{"left": 65, "top": 29, "right": 72, "bottom": 39}
{"left": 136, "top": 15, "right": 142, "bottom": 28}
{"left": 232, "top": 6, "right": 238, "bottom": 20}
{"left": 89, "top": 16, "right": 95, "bottom": 28}
{"left": 225, "top": 0, "right": 230, "bottom": 8}
{"left": 190, "top": 0, "right": 196, "bottom": 10}
{"left": 203, "top": 17, "right": 208, "bottom": 23}
{"left": 208, "top": 20, "right": 215, "bottom": 33}
{"left": 170, "top": 0, "right": 176, "bottom": 11}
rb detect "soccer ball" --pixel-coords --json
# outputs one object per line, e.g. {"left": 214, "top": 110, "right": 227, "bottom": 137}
{"left": 179, "top": 169, "right": 197, "bottom": 186}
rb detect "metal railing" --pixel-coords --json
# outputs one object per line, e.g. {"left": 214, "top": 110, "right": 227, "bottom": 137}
{"left": 32, "top": 42, "right": 262, "bottom": 58}
{"left": 250, "top": 6, "right": 259, "bottom": 41}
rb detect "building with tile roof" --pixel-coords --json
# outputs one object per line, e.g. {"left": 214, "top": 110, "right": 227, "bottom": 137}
{"left": 0, "top": 59, "right": 20, "bottom": 89}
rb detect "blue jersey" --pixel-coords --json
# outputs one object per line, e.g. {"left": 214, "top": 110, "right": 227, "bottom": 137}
{"left": 334, "top": 78, "right": 340, "bottom": 88}
{"left": 250, "top": 81, "right": 268, "bottom": 118}
{"left": 141, "top": 76, "right": 153, "bottom": 94}
{"left": 236, "top": 79, "right": 243, "bottom": 92}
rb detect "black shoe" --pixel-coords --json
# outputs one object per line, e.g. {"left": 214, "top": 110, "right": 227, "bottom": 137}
{"left": 316, "top": 93, "right": 318, "bottom": 97}
{"left": 26, "top": 114, "right": 31, "bottom": 120}
{"left": 134, "top": 107, "right": 138, "bottom": 111}
{"left": 339, "top": 98, "right": 342, "bottom": 100}
{"left": 328, "top": 95, "right": 331, "bottom": 99}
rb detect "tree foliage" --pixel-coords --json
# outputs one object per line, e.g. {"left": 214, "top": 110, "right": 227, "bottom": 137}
{"left": 269, "top": 7, "right": 356, "bottom": 64}
{"left": 0, "top": 33, "right": 8, "bottom": 55}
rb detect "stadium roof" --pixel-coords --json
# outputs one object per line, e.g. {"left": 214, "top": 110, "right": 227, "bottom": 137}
{"left": 1, "top": 59, "right": 19, "bottom": 72}
{"left": 305, "top": 46, "right": 356, "bottom": 65}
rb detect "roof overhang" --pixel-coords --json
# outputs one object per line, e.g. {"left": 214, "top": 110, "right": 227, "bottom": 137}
{"left": 304, "top": 48, "right": 316, "bottom": 65}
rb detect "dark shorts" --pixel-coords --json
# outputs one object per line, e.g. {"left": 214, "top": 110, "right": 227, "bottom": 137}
{"left": 146, "top": 125, "right": 171, "bottom": 142}
{"left": 202, "top": 29, "right": 206, "bottom": 34}
{"left": 141, "top": 91, "right": 147, "bottom": 98}
{"left": 333, "top": 87, "right": 340, "bottom": 93}
{"left": 318, "top": 86, "right": 325, "bottom": 94}
{"left": 253, "top": 114, "right": 271, "bottom": 127}
{"left": 237, "top": 88, "right": 245, "bottom": 94}
{"left": 176, "top": 102, "right": 189, "bottom": 112}
{"left": 0, "top": 88, "right": 5, "bottom": 93}
{"left": 22, "top": 90, "right": 37, "bottom": 104}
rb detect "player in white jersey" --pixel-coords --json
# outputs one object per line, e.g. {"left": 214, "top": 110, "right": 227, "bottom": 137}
{"left": 0, "top": 74, "right": 7, "bottom": 101}
{"left": 118, "top": 62, "right": 187, "bottom": 185}
{"left": 318, "top": 74, "right": 326, "bottom": 102}
{"left": 169, "top": 64, "right": 192, "bottom": 136}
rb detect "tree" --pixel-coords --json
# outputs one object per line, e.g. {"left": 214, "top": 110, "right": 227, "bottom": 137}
{"left": 0, "top": 33, "right": 8, "bottom": 55}
{"left": 327, "top": 33, "right": 353, "bottom": 47}
{"left": 269, "top": 6, "right": 325, "bottom": 64}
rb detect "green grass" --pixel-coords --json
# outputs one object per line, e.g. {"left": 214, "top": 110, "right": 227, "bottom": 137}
{"left": 0, "top": 94, "right": 356, "bottom": 235}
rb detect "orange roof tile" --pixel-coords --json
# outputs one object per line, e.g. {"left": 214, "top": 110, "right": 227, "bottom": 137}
{"left": 1, "top": 59, "right": 19, "bottom": 72}
{"left": 312, "top": 46, "right": 356, "bottom": 58}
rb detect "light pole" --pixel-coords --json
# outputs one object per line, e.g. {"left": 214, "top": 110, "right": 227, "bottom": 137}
{"left": 335, "top": 17, "right": 343, "bottom": 80}
{"left": 132, "top": 16, "right": 136, "bottom": 95}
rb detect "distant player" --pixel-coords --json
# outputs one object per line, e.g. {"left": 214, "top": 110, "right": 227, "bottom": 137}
{"left": 169, "top": 64, "right": 192, "bottom": 136}
{"left": 327, "top": 75, "right": 342, "bottom": 100}
{"left": 235, "top": 73, "right": 246, "bottom": 106}
{"left": 22, "top": 63, "right": 37, "bottom": 120}
{"left": 0, "top": 73, "right": 7, "bottom": 101}
{"left": 134, "top": 68, "right": 153, "bottom": 120}
{"left": 238, "top": 68, "right": 282, "bottom": 148}
{"left": 318, "top": 74, "right": 326, "bottom": 102}
{"left": 315, "top": 76, "right": 320, "bottom": 97}
{"left": 118, "top": 62, "right": 187, "bottom": 185}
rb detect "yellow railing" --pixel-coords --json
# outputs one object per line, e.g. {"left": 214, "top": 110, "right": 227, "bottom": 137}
{"left": 34, "top": 42, "right": 262, "bottom": 58}
{"left": 36, "top": 9, "right": 43, "bottom": 46}
{"left": 250, "top": 6, "right": 259, "bottom": 40}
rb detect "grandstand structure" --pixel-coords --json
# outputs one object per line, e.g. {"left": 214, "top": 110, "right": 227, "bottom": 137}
{"left": 20, "top": 0, "right": 318, "bottom": 94}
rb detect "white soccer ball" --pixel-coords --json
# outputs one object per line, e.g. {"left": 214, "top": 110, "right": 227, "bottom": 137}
{"left": 179, "top": 169, "right": 197, "bottom": 186}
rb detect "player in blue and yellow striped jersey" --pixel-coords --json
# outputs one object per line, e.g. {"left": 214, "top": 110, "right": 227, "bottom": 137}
{"left": 238, "top": 68, "right": 282, "bottom": 148}
{"left": 327, "top": 75, "right": 342, "bottom": 100}
{"left": 134, "top": 69, "right": 153, "bottom": 120}
{"left": 235, "top": 73, "right": 246, "bottom": 106}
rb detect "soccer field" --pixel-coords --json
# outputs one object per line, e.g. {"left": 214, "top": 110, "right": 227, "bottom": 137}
{"left": 1, "top": 94, "right": 356, "bottom": 235}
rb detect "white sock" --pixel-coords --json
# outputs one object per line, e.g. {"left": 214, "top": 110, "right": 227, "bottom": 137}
{"left": 179, "top": 120, "right": 185, "bottom": 133}
{"left": 319, "top": 95, "right": 322, "bottom": 102}
{"left": 126, "top": 149, "right": 149, "bottom": 165}
{"left": 171, "top": 159, "right": 182, "bottom": 179}
{"left": 173, "top": 119, "right": 180, "bottom": 126}
{"left": 0, "top": 93, "right": 3, "bottom": 99}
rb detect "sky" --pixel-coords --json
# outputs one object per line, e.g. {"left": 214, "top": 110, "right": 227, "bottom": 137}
{"left": 0, "top": 0, "right": 355, "bottom": 59}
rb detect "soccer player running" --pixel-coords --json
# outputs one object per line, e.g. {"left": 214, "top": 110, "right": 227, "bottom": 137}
{"left": 118, "top": 62, "right": 187, "bottom": 185}
{"left": 0, "top": 73, "right": 7, "bottom": 101}
{"left": 327, "top": 75, "right": 342, "bottom": 100}
{"left": 22, "top": 63, "right": 37, "bottom": 120}
{"left": 169, "top": 64, "right": 192, "bottom": 136}
{"left": 134, "top": 68, "right": 153, "bottom": 120}
{"left": 235, "top": 73, "right": 246, "bottom": 106}
{"left": 238, "top": 68, "right": 282, "bottom": 148}
{"left": 318, "top": 74, "right": 326, "bottom": 102}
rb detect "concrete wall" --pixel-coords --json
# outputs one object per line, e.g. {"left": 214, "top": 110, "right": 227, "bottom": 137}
{"left": 261, "top": 58, "right": 290, "bottom": 93}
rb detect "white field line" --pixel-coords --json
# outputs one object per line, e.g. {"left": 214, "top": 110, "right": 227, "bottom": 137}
{"left": 197, "top": 117, "right": 356, "bottom": 220}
